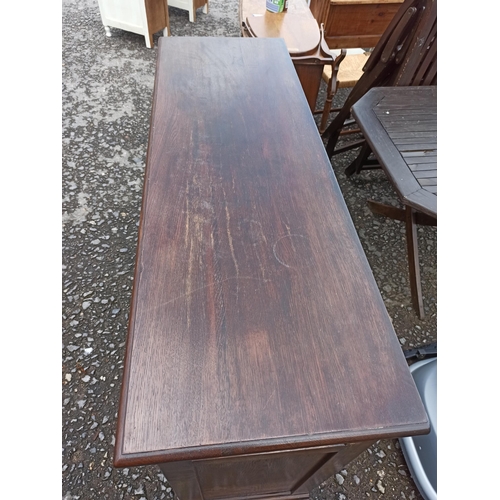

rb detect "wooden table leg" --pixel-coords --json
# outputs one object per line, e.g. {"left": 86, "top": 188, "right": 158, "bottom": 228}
{"left": 367, "top": 200, "right": 435, "bottom": 318}
{"left": 293, "top": 62, "right": 324, "bottom": 113}
{"left": 405, "top": 206, "right": 424, "bottom": 318}
{"left": 345, "top": 141, "right": 371, "bottom": 177}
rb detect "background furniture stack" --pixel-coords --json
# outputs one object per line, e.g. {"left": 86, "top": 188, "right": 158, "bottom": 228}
{"left": 323, "top": 0, "right": 437, "bottom": 153}
{"left": 311, "top": 0, "right": 406, "bottom": 134}
{"left": 240, "top": 0, "right": 333, "bottom": 112}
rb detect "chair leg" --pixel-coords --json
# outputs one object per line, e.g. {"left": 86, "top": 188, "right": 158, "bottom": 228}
{"left": 319, "top": 95, "right": 333, "bottom": 134}
{"left": 345, "top": 141, "right": 371, "bottom": 177}
{"left": 319, "top": 78, "right": 335, "bottom": 134}
{"left": 405, "top": 206, "right": 425, "bottom": 319}
{"left": 318, "top": 49, "right": 345, "bottom": 136}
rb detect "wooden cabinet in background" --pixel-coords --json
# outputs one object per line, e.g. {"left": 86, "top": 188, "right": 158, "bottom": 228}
{"left": 310, "top": 0, "right": 404, "bottom": 48}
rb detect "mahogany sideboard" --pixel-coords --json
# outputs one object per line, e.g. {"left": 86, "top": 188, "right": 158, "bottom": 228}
{"left": 114, "top": 36, "right": 429, "bottom": 499}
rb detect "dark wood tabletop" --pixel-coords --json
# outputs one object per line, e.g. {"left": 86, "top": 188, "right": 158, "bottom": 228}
{"left": 351, "top": 86, "right": 437, "bottom": 218}
{"left": 114, "top": 37, "right": 429, "bottom": 469}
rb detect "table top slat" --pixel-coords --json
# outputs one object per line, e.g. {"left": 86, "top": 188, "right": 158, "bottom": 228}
{"left": 412, "top": 169, "right": 437, "bottom": 178}
{"left": 405, "top": 155, "right": 437, "bottom": 164}
{"left": 401, "top": 150, "right": 436, "bottom": 158}
{"left": 417, "top": 177, "right": 437, "bottom": 186}
{"left": 395, "top": 141, "right": 437, "bottom": 151}
{"left": 381, "top": 122, "right": 436, "bottom": 134}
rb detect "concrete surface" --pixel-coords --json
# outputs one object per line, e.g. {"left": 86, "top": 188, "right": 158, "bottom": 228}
{"left": 62, "top": 0, "right": 437, "bottom": 498}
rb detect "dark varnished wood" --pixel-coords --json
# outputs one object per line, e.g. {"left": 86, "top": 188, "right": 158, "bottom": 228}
{"left": 114, "top": 37, "right": 429, "bottom": 496}
{"left": 406, "top": 207, "right": 424, "bottom": 317}
{"left": 159, "top": 442, "right": 374, "bottom": 499}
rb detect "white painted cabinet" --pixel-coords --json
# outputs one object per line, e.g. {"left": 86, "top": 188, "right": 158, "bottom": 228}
{"left": 97, "top": 0, "right": 171, "bottom": 48}
{"left": 168, "top": 0, "right": 208, "bottom": 22}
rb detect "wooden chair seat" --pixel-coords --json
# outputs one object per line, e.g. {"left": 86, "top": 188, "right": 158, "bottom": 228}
{"left": 322, "top": 51, "right": 369, "bottom": 88}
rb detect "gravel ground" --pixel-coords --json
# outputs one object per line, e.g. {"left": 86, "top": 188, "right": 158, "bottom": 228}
{"left": 62, "top": 1, "right": 437, "bottom": 498}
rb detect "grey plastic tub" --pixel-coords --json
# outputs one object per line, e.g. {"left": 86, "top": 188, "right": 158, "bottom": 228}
{"left": 399, "top": 357, "right": 437, "bottom": 500}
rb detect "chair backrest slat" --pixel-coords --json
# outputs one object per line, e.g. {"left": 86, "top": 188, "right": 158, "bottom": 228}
{"left": 362, "top": 0, "right": 419, "bottom": 73}
{"left": 410, "top": 28, "right": 437, "bottom": 86}
{"left": 393, "top": 0, "right": 437, "bottom": 86}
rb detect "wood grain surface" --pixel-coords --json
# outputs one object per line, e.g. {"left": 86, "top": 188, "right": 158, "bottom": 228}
{"left": 114, "top": 37, "right": 429, "bottom": 468}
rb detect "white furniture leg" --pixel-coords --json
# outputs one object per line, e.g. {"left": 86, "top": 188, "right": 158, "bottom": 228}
{"left": 168, "top": 0, "right": 208, "bottom": 23}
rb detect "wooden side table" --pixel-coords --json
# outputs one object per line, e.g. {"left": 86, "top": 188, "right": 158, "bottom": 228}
{"left": 239, "top": 0, "right": 333, "bottom": 112}
{"left": 114, "top": 37, "right": 430, "bottom": 499}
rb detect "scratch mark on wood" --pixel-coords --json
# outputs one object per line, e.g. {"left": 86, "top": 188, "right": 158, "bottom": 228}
{"left": 149, "top": 276, "right": 271, "bottom": 311}
{"left": 272, "top": 234, "right": 307, "bottom": 268}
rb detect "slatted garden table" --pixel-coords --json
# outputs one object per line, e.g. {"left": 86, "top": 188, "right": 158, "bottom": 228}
{"left": 350, "top": 86, "right": 437, "bottom": 318}
{"left": 113, "top": 37, "right": 429, "bottom": 499}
